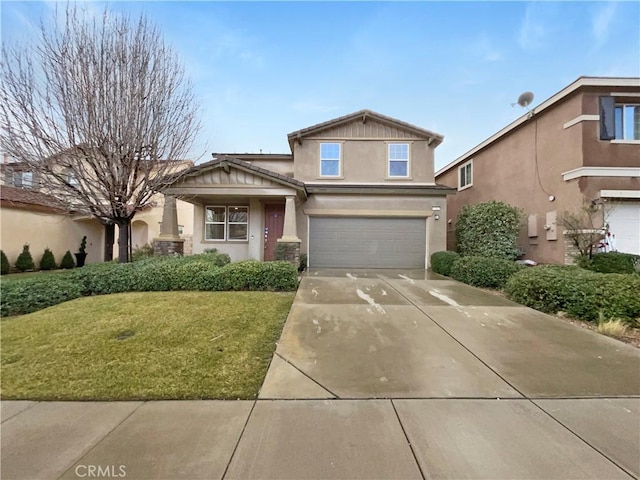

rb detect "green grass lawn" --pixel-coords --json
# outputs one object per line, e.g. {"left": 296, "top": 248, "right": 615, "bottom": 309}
{"left": 1, "top": 291, "right": 294, "bottom": 400}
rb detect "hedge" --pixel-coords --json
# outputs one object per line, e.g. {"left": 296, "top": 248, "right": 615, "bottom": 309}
{"left": 1, "top": 277, "right": 84, "bottom": 317}
{"left": 505, "top": 266, "right": 640, "bottom": 323}
{"left": 587, "top": 252, "right": 640, "bottom": 274}
{"left": 1, "top": 254, "right": 298, "bottom": 317}
{"left": 449, "top": 256, "right": 524, "bottom": 289}
{"left": 430, "top": 251, "right": 460, "bottom": 276}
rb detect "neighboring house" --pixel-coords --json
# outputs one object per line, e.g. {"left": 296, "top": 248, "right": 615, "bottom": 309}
{"left": 435, "top": 77, "right": 640, "bottom": 264}
{"left": 162, "top": 110, "right": 455, "bottom": 268}
{"left": 0, "top": 157, "right": 195, "bottom": 265}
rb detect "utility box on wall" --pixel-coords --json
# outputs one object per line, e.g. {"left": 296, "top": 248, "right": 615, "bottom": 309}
{"left": 546, "top": 211, "right": 558, "bottom": 241}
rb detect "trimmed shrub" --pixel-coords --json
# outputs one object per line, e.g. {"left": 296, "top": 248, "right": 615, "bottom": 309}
{"left": 505, "top": 266, "right": 640, "bottom": 322}
{"left": 449, "top": 256, "right": 523, "bottom": 289}
{"left": 1, "top": 277, "right": 83, "bottom": 317}
{"left": 430, "top": 251, "right": 460, "bottom": 276}
{"left": 587, "top": 252, "right": 640, "bottom": 274}
{"left": 299, "top": 253, "right": 308, "bottom": 272}
{"left": 207, "top": 261, "right": 299, "bottom": 291}
{"left": 1, "top": 250, "right": 10, "bottom": 275}
{"left": 60, "top": 251, "right": 75, "bottom": 269}
{"left": 39, "top": 248, "right": 57, "bottom": 271}
{"left": 455, "top": 201, "right": 524, "bottom": 260}
{"left": 15, "top": 244, "right": 35, "bottom": 272}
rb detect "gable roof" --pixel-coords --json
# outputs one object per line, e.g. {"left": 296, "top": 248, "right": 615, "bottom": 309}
{"left": 435, "top": 76, "right": 640, "bottom": 177}
{"left": 287, "top": 109, "right": 444, "bottom": 150}
{"left": 174, "top": 155, "right": 306, "bottom": 191}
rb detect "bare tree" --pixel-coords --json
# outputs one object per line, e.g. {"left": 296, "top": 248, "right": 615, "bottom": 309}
{"left": 1, "top": 5, "right": 201, "bottom": 262}
{"left": 558, "top": 205, "right": 605, "bottom": 260}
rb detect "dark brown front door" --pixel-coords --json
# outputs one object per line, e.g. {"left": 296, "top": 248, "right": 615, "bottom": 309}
{"left": 264, "top": 204, "right": 285, "bottom": 261}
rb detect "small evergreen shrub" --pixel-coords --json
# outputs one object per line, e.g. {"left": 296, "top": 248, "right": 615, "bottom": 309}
{"left": 208, "top": 261, "right": 299, "bottom": 291}
{"left": 60, "top": 251, "right": 76, "bottom": 269}
{"left": 505, "top": 266, "right": 640, "bottom": 323}
{"left": 587, "top": 252, "right": 640, "bottom": 274}
{"left": 1, "top": 277, "right": 83, "bottom": 317}
{"left": 39, "top": 248, "right": 57, "bottom": 271}
{"left": 455, "top": 201, "right": 524, "bottom": 260}
{"left": 78, "top": 236, "right": 87, "bottom": 254}
{"left": 15, "top": 244, "right": 35, "bottom": 272}
{"left": 430, "top": 251, "right": 460, "bottom": 276}
{"left": 299, "top": 254, "right": 308, "bottom": 272}
{"left": 1, "top": 250, "right": 10, "bottom": 275}
{"left": 449, "top": 256, "right": 523, "bottom": 289}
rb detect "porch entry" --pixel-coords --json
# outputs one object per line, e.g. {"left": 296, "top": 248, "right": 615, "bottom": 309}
{"left": 264, "top": 204, "right": 285, "bottom": 260}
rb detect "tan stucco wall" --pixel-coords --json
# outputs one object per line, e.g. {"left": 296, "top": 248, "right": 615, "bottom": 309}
{"left": 246, "top": 159, "right": 294, "bottom": 177}
{"left": 437, "top": 87, "right": 640, "bottom": 264}
{"left": 0, "top": 207, "right": 104, "bottom": 268}
{"left": 293, "top": 139, "right": 435, "bottom": 184}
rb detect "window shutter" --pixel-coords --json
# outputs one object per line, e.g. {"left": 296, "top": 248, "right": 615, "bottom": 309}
{"left": 599, "top": 96, "right": 615, "bottom": 140}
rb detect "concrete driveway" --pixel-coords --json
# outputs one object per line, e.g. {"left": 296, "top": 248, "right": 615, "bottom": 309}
{"left": 2, "top": 269, "right": 639, "bottom": 480}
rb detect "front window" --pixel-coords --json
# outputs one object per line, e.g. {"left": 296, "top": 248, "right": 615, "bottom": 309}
{"left": 614, "top": 104, "right": 640, "bottom": 140}
{"left": 205, "top": 206, "right": 248, "bottom": 241}
{"left": 388, "top": 143, "right": 409, "bottom": 177}
{"left": 459, "top": 161, "right": 473, "bottom": 190}
{"left": 320, "top": 143, "right": 341, "bottom": 177}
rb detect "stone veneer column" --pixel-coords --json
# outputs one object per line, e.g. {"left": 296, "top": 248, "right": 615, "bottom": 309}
{"left": 154, "top": 194, "right": 185, "bottom": 256}
{"left": 277, "top": 195, "right": 301, "bottom": 266}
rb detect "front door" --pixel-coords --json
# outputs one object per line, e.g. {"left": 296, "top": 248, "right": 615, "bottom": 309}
{"left": 264, "top": 204, "right": 285, "bottom": 260}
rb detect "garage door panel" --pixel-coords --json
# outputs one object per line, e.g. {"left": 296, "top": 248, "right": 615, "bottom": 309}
{"left": 605, "top": 202, "right": 640, "bottom": 255}
{"left": 309, "top": 217, "right": 426, "bottom": 268}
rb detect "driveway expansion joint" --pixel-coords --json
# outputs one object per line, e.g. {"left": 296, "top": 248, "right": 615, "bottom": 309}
{"left": 390, "top": 399, "right": 426, "bottom": 480}
{"left": 272, "top": 352, "right": 340, "bottom": 398}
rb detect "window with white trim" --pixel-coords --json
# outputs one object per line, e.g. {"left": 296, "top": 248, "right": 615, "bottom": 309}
{"left": 320, "top": 143, "right": 341, "bottom": 177}
{"left": 388, "top": 143, "right": 409, "bottom": 177}
{"left": 459, "top": 160, "right": 473, "bottom": 190}
{"left": 205, "top": 206, "right": 249, "bottom": 241}
{"left": 614, "top": 104, "right": 640, "bottom": 140}
{"left": 12, "top": 171, "right": 33, "bottom": 188}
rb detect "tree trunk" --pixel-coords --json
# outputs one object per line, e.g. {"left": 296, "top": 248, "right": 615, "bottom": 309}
{"left": 117, "top": 218, "right": 131, "bottom": 263}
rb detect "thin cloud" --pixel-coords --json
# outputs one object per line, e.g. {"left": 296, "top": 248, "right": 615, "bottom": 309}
{"left": 591, "top": 2, "right": 618, "bottom": 47}
{"left": 517, "top": 3, "right": 547, "bottom": 51}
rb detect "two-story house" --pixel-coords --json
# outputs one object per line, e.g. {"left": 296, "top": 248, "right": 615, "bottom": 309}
{"left": 435, "top": 77, "right": 640, "bottom": 264}
{"left": 162, "top": 110, "right": 455, "bottom": 268}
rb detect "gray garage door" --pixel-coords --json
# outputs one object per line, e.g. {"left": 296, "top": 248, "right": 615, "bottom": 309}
{"left": 309, "top": 217, "right": 426, "bottom": 268}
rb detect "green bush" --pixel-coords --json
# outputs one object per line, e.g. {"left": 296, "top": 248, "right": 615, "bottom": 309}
{"left": 455, "top": 201, "right": 524, "bottom": 260}
{"left": 1, "top": 250, "right": 10, "bottom": 275}
{"left": 207, "top": 261, "right": 299, "bottom": 291}
{"left": 299, "top": 253, "right": 308, "bottom": 272}
{"left": 449, "top": 256, "right": 523, "bottom": 289}
{"left": 15, "top": 244, "right": 35, "bottom": 272}
{"left": 587, "top": 252, "right": 640, "bottom": 274}
{"left": 430, "top": 251, "right": 460, "bottom": 276}
{"left": 60, "top": 250, "right": 75, "bottom": 269}
{"left": 39, "top": 248, "right": 57, "bottom": 271}
{"left": 505, "top": 266, "right": 640, "bottom": 322}
{"left": 1, "top": 277, "right": 83, "bottom": 317}
{"left": 132, "top": 243, "right": 155, "bottom": 262}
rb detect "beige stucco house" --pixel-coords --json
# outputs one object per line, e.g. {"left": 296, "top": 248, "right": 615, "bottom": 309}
{"left": 435, "top": 77, "right": 640, "bottom": 264}
{"left": 163, "top": 110, "right": 455, "bottom": 268}
{"left": 0, "top": 157, "right": 194, "bottom": 267}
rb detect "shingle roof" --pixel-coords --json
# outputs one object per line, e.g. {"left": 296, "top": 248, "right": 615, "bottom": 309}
{"left": 0, "top": 185, "right": 66, "bottom": 213}
{"left": 177, "top": 155, "right": 306, "bottom": 190}
{"left": 287, "top": 109, "right": 444, "bottom": 148}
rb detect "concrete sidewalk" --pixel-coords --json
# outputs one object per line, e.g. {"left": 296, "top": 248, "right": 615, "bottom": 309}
{"left": 2, "top": 269, "right": 639, "bottom": 479}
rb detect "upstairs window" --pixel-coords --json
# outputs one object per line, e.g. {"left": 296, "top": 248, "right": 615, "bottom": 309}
{"left": 614, "top": 104, "right": 640, "bottom": 140}
{"left": 459, "top": 160, "right": 473, "bottom": 190}
{"left": 320, "top": 143, "right": 341, "bottom": 177}
{"left": 388, "top": 143, "right": 409, "bottom": 177}
{"left": 205, "top": 206, "right": 248, "bottom": 241}
{"left": 12, "top": 171, "right": 33, "bottom": 188}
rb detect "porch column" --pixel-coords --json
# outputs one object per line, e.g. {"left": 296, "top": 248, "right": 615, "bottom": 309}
{"left": 277, "top": 195, "right": 301, "bottom": 267}
{"left": 279, "top": 195, "right": 301, "bottom": 242}
{"left": 154, "top": 194, "right": 185, "bottom": 256}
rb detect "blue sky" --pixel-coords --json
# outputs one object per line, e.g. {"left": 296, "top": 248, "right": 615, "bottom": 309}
{"left": 2, "top": 1, "right": 639, "bottom": 170}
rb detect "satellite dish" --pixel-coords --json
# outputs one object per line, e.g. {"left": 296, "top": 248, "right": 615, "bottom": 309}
{"left": 514, "top": 91, "right": 534, "bottom": 108}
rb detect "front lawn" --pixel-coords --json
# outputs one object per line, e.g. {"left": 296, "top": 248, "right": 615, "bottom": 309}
{"left": 1, "top": 291, "right": 294, "bottom": 400}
